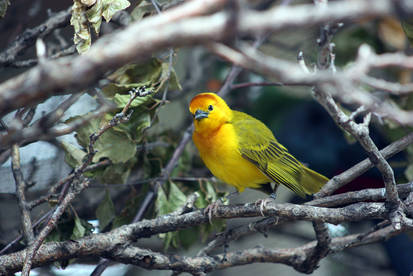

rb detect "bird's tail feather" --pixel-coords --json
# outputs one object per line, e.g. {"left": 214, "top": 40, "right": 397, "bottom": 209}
{"left": 300, "top": 166, "right": 329, "bottom": 195}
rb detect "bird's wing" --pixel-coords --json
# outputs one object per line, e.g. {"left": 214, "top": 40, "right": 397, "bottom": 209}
{"left": 232, "top": 111, "right": 305, "bottom": 196}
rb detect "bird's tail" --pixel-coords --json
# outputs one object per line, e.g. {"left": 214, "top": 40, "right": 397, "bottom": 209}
{"left": 300, "top": 166, "right": 329, "bottom": 195}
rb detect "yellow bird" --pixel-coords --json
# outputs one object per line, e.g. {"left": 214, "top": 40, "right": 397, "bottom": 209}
{"left": 189, "top": 92, "right": 328, "bottom": 197}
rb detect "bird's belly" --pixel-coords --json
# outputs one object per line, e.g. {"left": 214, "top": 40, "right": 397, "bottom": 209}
{"left": 194, "top": 129, "right": 269, "bottom": 192}
{"left": 206, "top": 154, "right": 268, "bottom": 192}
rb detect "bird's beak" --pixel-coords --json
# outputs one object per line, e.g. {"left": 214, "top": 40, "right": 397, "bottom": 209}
{"left": 194, "top": 109, "right": 209, "bottom": 120}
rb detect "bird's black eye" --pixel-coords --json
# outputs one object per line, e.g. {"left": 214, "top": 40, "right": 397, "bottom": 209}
{"left": 208, "top": 105, "right": 213, "bottom": 111}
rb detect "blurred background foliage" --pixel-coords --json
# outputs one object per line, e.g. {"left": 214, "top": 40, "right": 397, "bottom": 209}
{"left": 1, "top": 0, "right": 413, "bottom": 275}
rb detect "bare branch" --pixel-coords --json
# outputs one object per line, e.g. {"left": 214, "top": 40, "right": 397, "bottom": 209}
{"left": 317, "top": 132, "right": 413, "bottom": 196}
{"left": 21, "top": 178, "right": 90, "bottom": 276}
{"left": 11, "top": 144, "right": 35, "bottom": 245}
{"left": 309, "top": 182, "right": 413, "bottom": 207}
{"left": 20, "top": 88, "right": 149, "bottom": 275}
{"left": 1, "top": 0, "right": 412, "bottom": 117}
{"left": 313, "top": 89, "right": 404, "bottom": 228}
{"left": 0, "top": 200, "right": 410, "bottom": 274}
{"left": 361, "top": 75, "right": 413, "bottom": 95}
{"left": 0, "top": 7, "right": 72, "bottom": 66}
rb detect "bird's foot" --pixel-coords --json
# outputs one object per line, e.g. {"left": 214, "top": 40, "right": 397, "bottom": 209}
{"left": 204, "top": 199, "right": 223, "bottom": 224}
{"left": 255, "top": 193, "right": 276, "bottom": 216}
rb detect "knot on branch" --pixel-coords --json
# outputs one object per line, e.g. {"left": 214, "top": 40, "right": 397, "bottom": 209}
{"left": 386, "top": 200, "right": 406, "bottom": 230}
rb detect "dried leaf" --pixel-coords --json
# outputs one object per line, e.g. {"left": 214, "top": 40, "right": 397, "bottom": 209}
{"left": 71, "top": 0, "right": 92, "bottom": 53}
{"left": 86, "top": 0, "right": 103, "bottom": 35}
{"left": 81, "top": 0, "right": 96, "bottom": 6}
{"left": 102, "top": 0, "right": 130, "bottom": 22}
{"left": 131, "top": 1, "right": 155, "bottom": 22}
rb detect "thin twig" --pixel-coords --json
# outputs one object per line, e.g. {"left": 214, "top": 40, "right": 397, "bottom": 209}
{"left": 11, "top": 144, "right": 35, "bottom": 245}
{"left": 21, "top": 179, "right": 90, "bottom": 276}
{"left": 308, "top": 182, "right": 413, "bottom": 207}
{"left": 0, "top": 210, "right": 53, "bottom": 256}
{"left": 0, "top": 7, "right": 72, "bottom": 66}
{"left": 317, "top": 132, "right": 413, "bottom": 197}
{"left": 21, "top": 88, "right": 148, "bottom": 275}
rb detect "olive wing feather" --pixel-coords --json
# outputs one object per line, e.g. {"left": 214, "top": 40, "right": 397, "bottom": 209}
{"left": 232, "top": 111, "right": 306, "bottom": 196}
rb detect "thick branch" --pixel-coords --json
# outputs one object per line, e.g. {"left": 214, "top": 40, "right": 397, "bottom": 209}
{"left": 0, "top": 201, "right": 406, "bottom": 274}
{"left": 0, "top": 0, "right": 411, "bottom": 117}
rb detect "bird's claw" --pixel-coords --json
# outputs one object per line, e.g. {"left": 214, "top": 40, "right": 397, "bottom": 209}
{"left": 204, "top": 199, "right": 222, "bottom": 224}
{"left": 255, "top": 193, "right": 276, "bottom": 216}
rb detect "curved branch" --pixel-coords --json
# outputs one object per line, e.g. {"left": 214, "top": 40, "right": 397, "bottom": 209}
{"left": 0, "top": 0, "right": 410, "bottom": 116}
{"left": 0, "top": 212, "right": 407, "bottom": 274}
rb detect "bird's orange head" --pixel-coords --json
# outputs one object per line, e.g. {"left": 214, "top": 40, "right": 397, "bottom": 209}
{"left": 189, "top": 93, "right": 232, "bottom": 134}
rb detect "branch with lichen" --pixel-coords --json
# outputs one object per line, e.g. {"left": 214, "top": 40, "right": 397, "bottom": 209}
{"left": 1, "top": 197, "right": 412, "bottom": 275}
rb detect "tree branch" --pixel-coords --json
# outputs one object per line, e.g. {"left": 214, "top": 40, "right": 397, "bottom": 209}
{"left": 11, "top": 144, "right": 34, "bottom": 245}
{"left": 0, "top": 7, "right": 72, "bottom": 67}
{"left": 1, "top": 199, "right": 410, "bottom": 274}
{"left": 317, "top": 132, "right": 413, "bottom": 197}
{"left": 20, "top": 87, "right": 149, "bottom": 275}
{"left": 1, "top": 0, "right": 411, "bottom": 117}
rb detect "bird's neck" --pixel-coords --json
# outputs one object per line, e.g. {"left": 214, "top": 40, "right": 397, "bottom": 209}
{"left": 194, "top": 122, "right": 222, "bottom": 138}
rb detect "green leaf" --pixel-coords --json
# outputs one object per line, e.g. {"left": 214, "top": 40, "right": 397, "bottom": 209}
{"left": 112, "top": 93, "right": 152, "bottom": 108}
{"left": 67, "top": 115, "right": 137, "bottom": 164}
{"left": 86, "top": 0, "right": 103, "bottom": 35}
{"left": 112, "top": 185, "right": 149, "bottom": 228}
{"left": 155, "top": 182, "right": 188, "bottom": 249}
{"left": 98, "top": 160, "right": 134, "bottom": 184}
{"left": 45, "top": 228, "right": 62, "bottom": 242}
{"left": 168, "top": 181, "right": 187, "bottom": 211}
{"left": 0, "top": 0, "right": 10, "bottom": 18}
{"left": 160, "top": 62, "right": 182, "bottom": 92}
{"left": 102, "top": 0, "right": 130, "bottom": 22}
{"left": 108, "top": 59, "right": 163, "bottom": 86}
{"left": 94, "top": 127, "right": 137, "bottom": 163}
{"left": 155, "top": 181, "right": 187, "bottom": 216}
{"left": 111, "top": 109, "right": 152, "bottom": 142}
{"left": 102, "top": 58, "right": 180, "bottom": 101}
{"left": 71, "top": 215, "right": 87, "bottom": 239}
{"left": 46, "top": 212, "right": 93, "bottom": 242}
{"left": 205, "top": 181, "right": 219, "bottom": 202}
{"left": 96, "top": 189, "right": 116, "bottom": 231}
{"left": 60, "top": 142, "right": 86, "bottom": 168}
{"left": 102, "top": 83, "right": 150, "bottom": 98}
{"left": 155, "top": 186, "right": 169, "bottom": 216}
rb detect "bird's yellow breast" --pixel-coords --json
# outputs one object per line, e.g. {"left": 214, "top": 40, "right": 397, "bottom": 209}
{"left": 193, "top": 123, "right": 269, "bottom": 192}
